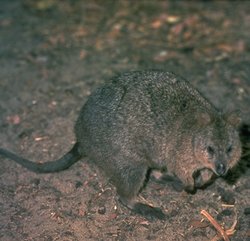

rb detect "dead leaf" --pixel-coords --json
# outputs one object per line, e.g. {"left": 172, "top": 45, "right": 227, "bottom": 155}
{"left": 190, "top": 219, "right": 209, "bottom": 229}
{"left": 6, "top": 115, "right": 21, "bottom": 125}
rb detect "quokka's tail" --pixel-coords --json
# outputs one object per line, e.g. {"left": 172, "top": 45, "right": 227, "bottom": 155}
{"left": 0, "top": 143, "right": 82, "bottom": 173}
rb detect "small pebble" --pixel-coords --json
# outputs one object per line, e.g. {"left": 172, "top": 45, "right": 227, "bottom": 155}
{"left": 31, "top": 178, "right": 40, "bottom": 186}
{"left": 217, "top": 209, "right": 233, "bottom": 221}
{"left": 98, "top": 206, "right": 106, "bottom": 215}
{"left": 244, "top": 207, "right": 250, "bottom": 215}
{"left": 217, "top": 187, "right": 235, "bottom": 205}
{"left": 75, "top": 181, "right": 83, "bottom": 188}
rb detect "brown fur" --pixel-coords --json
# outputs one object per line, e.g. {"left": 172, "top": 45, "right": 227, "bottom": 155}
{"left": 0, "top": 70, "right": 242, "bottom": 220}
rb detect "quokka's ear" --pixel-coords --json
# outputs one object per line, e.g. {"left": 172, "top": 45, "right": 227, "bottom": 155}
{"left": 195, "top": 111, "right": 212, "bottom": 126}
{"left": 223, "top": 110, "right": 242, "bottom": 127}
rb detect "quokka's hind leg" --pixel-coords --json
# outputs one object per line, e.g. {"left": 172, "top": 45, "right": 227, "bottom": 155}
{"left": 111, "top": 163, "right": 166, "bottom": 220}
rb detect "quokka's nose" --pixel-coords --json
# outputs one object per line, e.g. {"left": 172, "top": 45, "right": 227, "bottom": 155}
{"left": 215, "top": 163, "right": 227, "bottom": 176}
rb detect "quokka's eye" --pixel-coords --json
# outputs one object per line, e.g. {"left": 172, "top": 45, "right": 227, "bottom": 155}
{"left": 227, "top": 145, "right": 233, "bottom": 154}
{"left": 207, "top": 146, "right": 214, "bottom": 156}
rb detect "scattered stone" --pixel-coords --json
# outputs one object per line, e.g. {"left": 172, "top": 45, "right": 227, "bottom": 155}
{"left": 217, "top": 209, "right": 233, "bottom": 221}
{"left": 98, "top": 206, "right": 106, "bottom": 215}
{"left": 244, "top": 208, "right": 250, "bottom": 215}
{"left": 217, "top": 187, "right": 235, "bottom": 205}
{"left": 75, "top": 181, "right": 83, "bottom": 188}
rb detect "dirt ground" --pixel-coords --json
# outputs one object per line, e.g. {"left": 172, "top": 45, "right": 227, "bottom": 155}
{"left": 0, "top": 1, "right": 249, "bottom": 240}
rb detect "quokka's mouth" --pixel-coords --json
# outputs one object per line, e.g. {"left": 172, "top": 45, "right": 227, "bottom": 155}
{"left": 214, "top": 162, "right": 228, "bottom": 177}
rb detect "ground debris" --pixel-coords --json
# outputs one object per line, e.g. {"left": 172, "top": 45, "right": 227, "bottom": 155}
{"left": 200, "top": 209, "right": 237, "bottom": 241}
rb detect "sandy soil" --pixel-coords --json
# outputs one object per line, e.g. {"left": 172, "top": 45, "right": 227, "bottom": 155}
{"left": 0, "top": 1, "right": 249, "bottom": 240}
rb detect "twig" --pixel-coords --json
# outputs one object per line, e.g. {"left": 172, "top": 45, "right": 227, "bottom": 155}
{"left": 221, "top": 204, "right": 234, "bottom": 208}
{"left": 225, "top": 218, "right": 237, "bottom": 236}
{"left": 200, "top": 209, "right": 238, "bottom": 241}
{"left": 200, "top": 210, "right": 229, "bottom": 241}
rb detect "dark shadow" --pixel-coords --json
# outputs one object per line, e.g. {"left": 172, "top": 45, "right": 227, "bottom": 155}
{"left": 225, "top": 123, "right": 250, "bottom": 184}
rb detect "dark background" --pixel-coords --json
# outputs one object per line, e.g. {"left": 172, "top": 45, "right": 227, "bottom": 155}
{"left": 0, "top": 1, "right": 249, "bottom": 240}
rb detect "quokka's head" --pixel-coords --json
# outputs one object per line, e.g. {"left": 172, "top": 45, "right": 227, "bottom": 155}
{"left": 192, "top": 111, "right": 242, "bottom": 177}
